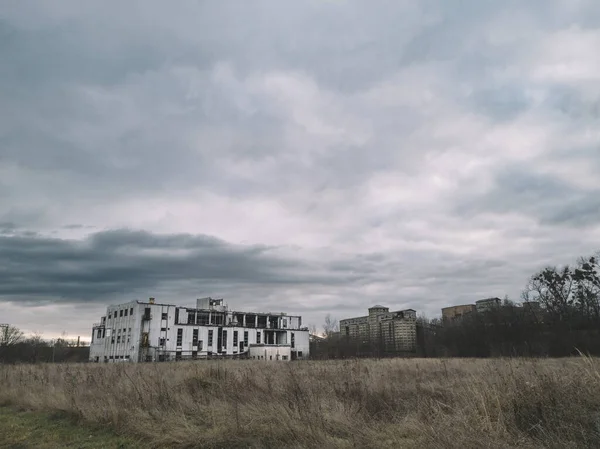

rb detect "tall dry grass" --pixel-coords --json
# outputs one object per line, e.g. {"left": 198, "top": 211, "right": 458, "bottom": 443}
{"left": 1, "top": 357, "right": 599, "bottom": 448}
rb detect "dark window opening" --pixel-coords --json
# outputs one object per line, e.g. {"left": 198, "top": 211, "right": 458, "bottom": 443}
{"left": 159, "top": 338, "right": 166, "bottom": 346}
{"left": 176, "top": 328, "right": 183, "bottom": 346}
{"left": 162, "top": 312, "right": 168, "bottom": 320}
{"left": 257, "top": 316, "right": 267, "bottom": 328}
{"left": 124, "top": 309, "right": 128, "bottom": 317}
{"left": 268, "top": 316, "right": 278, "bottom": 329}
{"left": 117, "top": 336, "right": 121, "bottom": 343}
{"left": 96, "top": 329, "right": 102, "bottom": 339}
{"left": 192, "top": 351, "right": 198, "bottom": 359}
{"left": 291, "top": 332, "right": 295, "bottom": 349}
{"left": 130, "top": 307, "right": 133, "bottom": 315}
{"left": 197, "top": 312, "right": 210, "bottom": 325}
{"left": 233, "top": 331, "right": 238, "bottom": 346}
{"left": 246, "top": 314, "right": 256, "bottom": 328}
{"left": 175, "top": 308, "right": 180, "bottom": 324}
{"left": 211, "top": 313, "right": 225, "bottom": 326}
{"left": 119, "top": 309, "right": 123, "bottom": 317}
{"left": 298, "top": 351, "right": 303, "bottom": 357}
{"left": 188, "top": 312, "right": 196, "bottom": 325}
{"left": 208, "top": 330, "right": 214, "bottom": 346}
{"left": 222, "top": 330, "right": 227, "bottom": 349}
{"left": 175, "top": 351, "right": 182, "bottom": 361}
{"left": 161, "top": 327, "right": 167, "bottom": 332}
{"left": 257, "top": 332, "right": 261, "bottom": 344}
{"left": 244, "top": 331, "right": 248, "bottom": 346}
{"left": 192, "top": 329, "right": 198, "bottom": 346}
{"left": 234, "top": 313, "right": 244, "bottom": 325}
{"left": 282, "top": 355, "right": 288, "bottom": 360}
{"left": 143, "top": 308, "right": 151, "bottom": 320}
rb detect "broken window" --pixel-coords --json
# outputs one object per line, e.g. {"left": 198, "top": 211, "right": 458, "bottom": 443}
{"left": 244, "top": 331, "right": 248, "bottom": 346}
{"left": 208, "top": 330, "right": 213, "bottom": 346}
{"left": 192, "top": 329, "right": 198, "bottom": 346}
{"left": 187, "top": 312, "right": 196, "bottom": 325}
{"left": 197, "top": 312, "right": 210, "bottom": 325}
{"left": 298, "top": 351, "right": 303, "bottom": 357}
{"left": 212, "top": 313, "right": 224, "bottom": 326}
{"left": 291, "top": 332, "right": 295, "bottom": 349}
{"left": 176, "top": 328, "right": 183, "bottom": 346}
{"left": 117, "top": 336, "right": 121, "bottom": 343}
{"left": 159, "top": 338, "right": 166, "bottom": 346}
{"left": 268, "top": 316, "right": 278, "bottom": 329}
{"left": 256, "top": 332, "right": 261, "bottom": 344}
{"left": 233, "top": 331, "right": 238, "bottom": 346}
{"left": 161, "top": 312, "right": 168, "bottom": 320}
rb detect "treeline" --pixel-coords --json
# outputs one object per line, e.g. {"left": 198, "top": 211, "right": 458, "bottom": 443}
{"left": 0, "top": 327, "right": 89, "bottom": 364}
{"left": 313, "top": 252, "right": 600, "bottom": 359}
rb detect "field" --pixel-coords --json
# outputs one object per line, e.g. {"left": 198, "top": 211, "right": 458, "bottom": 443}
{"left": 1, "top": 357, "right": 600, "bottom": 449}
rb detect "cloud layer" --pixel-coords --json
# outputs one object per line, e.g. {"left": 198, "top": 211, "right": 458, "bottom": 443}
{"left": 1, "top": 0, "right": 599, "bottom": 337}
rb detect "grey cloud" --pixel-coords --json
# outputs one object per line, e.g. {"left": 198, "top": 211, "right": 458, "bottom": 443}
{"left": 0, "top": 228, "right": 369, "bottom": 304}
{"left": 1, "top": 0, "right": 600, "bottom": 334}
{"left": 455, "top": 167, "right": 600, "bottom": 227}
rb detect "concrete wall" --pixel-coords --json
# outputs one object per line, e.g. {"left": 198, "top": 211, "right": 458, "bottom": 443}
{"left": 248, "top": 345, "right": 292, "bottom": 361}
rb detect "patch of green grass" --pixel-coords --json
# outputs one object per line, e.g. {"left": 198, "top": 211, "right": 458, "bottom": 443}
{"left": 0, "top": 406, "right": 143, "bottom": 449}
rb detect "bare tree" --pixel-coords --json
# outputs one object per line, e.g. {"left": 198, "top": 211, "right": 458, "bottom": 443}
{"left": 0, "top": 325, "right": 24, "bottom": 346}
{"left": 323, "top": 314, "right": 338, "bottom": 338}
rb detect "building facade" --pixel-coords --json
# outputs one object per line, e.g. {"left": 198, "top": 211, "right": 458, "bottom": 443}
{"left": 89, "top": 297, "right": 310, "bottom": 362}
{"left": 339, "top": 305, "right": 417, "bottom": 352}
{"left": 475, "top": 297, "right": 502, "bottom": 313}
{"left": 442, "top": 304, "right": 477, "bottom": 321}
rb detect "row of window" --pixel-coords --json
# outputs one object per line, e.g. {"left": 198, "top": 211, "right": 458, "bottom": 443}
{"left": 108, "top": 307, "right": 134, "bottom": 319}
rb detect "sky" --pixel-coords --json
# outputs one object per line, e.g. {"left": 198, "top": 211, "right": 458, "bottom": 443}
{"left": 1, "top": 0, "right": 599, "bottom": 340}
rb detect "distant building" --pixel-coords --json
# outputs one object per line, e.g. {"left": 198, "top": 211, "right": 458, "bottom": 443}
{"left": 339, "top": 305, "right": 417, "bottom": 352}
{"left": 475, "top": 297, "right": 502, "bottom": 313}
{"left": 442, "top": 304, "right": 476, "bottom": 321}
{"left": 89, "top": 297, "right": 309, "bottom": 363}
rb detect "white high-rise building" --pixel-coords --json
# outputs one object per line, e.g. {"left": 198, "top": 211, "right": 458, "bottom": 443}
{"left": 89, "top": 297, "right": 310, "bottom": 362}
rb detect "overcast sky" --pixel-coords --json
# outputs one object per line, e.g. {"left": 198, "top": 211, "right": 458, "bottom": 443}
{"left": 1, "top": 1, "right": 599, "bottom": 339}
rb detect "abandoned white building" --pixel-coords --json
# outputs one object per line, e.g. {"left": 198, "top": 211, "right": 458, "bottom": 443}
{"left": 89, "top": 297, "right": 310, "bottom": 362}
{"left": 339, "top": 305, "right": 417, "bottom": 352}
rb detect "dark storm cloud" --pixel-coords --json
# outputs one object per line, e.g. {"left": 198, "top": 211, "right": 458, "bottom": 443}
{"left": 0, "top": 229, "right": 368, "bottom": 303}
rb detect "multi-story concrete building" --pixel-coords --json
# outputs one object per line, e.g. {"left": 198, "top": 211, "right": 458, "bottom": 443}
{"left": 339, "top": 305, "right": 417, "bottom": 352}
{"left": 475, "top": 297, "right": 502, "bottom": 313}
{"left": 442, "top": 304, "right": 477, "bottom": 321}
{"left": 89, "top": 297, "right": 309, "bottom": 362}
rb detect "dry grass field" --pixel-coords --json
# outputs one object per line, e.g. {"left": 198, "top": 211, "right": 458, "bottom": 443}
{"left": 1, "top": 357, "right": 600, "bottom": 449}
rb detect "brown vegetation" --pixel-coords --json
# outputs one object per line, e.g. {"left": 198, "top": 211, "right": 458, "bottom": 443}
{"left": 1, "top": 357, "right": 599, "bottom": 448}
